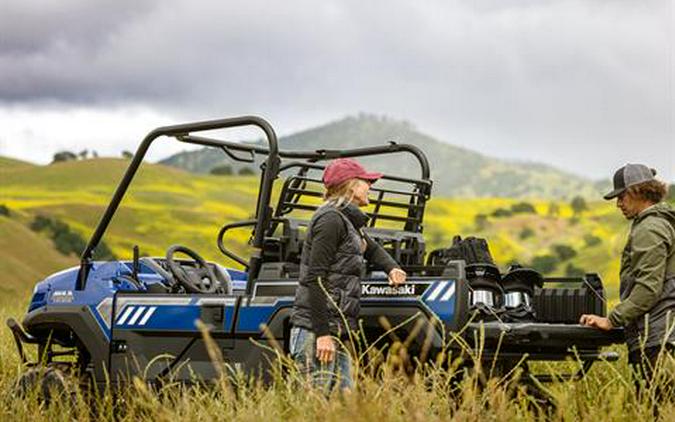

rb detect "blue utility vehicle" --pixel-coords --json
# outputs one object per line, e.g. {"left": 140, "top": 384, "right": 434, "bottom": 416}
{"left": 7, "top": 116, "right": 623, "bottom": 393}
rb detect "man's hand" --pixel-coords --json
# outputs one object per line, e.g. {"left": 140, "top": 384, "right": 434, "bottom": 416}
{"left": 388, "top": 268, "right": 407, "bottom": 286}
{"left": 579, "top": 314, "right": 614, "bottom": 331}
{"left": 316, "top": 335, "right": 336, "bottom": 363}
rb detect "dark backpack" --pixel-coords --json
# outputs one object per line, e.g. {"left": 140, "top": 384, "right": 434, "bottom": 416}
{"left": 428, "top": 235, "right": 496, "bottom": 267}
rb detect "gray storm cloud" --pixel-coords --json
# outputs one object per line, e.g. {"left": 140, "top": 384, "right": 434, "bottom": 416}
{"left": 0, "top": 0, "right": 672, "bottom": 179}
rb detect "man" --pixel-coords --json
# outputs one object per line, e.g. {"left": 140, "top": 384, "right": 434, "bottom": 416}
{"left": 580, "top": 163, "right": 675, "bottom": 391}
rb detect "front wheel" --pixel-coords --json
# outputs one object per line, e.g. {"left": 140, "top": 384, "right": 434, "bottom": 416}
{"left": 16, "top": 364, "right": 83, "bottom": 407}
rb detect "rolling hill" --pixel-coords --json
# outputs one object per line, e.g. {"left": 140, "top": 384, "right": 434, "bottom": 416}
{"left": 160, "top": 114, "right": 604, "bottom": 199}
{"left": 0, "top": 157, "right": 259, "bottom": 293}
{"left": 0, "top": 216, "right": 77, "bottom": 295}
{"left": 0, "top": 156, "right": 35, "bottom": 171}
{"left": 1, "top": 154, "right": 635, "bottom": 302}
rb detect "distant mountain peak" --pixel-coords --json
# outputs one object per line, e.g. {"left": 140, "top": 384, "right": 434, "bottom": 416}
{"left": 159, "top": 114, "right": 600, "bottom": 199}
{"left": 341, "top": 113, "right": 415, "bottom": 130}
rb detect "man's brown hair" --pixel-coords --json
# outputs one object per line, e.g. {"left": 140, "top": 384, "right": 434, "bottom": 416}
{"left": 627, "top": 179, "right": 669, "bottom": 204}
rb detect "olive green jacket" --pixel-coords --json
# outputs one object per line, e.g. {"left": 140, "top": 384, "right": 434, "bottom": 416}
{"left": 608, "top": 202, "right": 675, "bottom": 351}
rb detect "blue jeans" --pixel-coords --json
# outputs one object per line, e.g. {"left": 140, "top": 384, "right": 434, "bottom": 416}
{"left": 289, "top": 326, "right": 353, "bottom": 393}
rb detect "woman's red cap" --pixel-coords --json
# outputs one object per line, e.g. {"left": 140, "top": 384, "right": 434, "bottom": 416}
{"left": 322, "top": 158, "right": 383, "bottom": 188}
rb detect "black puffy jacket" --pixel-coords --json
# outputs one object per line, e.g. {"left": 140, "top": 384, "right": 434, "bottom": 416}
{"left": 290, "top": 203, "right": 398, "bottom": 336}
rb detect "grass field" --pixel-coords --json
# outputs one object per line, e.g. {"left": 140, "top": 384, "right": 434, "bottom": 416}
{"left": 1, "top": 157, "right": 674, "bottom": 420}
{"left": 1, "top": 293, "right": 674, "bottom": 421}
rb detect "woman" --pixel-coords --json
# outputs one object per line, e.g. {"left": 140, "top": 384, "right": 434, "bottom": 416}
{"left": 289, "top": 158, "right": 407, "bottom": 393}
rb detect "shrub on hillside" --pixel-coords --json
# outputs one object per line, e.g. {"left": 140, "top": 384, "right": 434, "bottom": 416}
{"left": 93, "top": 241, "right": 116, "bottom": 260}
{"left": 51, "top": 151, "right": 78, "bottom": 163}
{"left": 570, "top": 196, "right": 588, "bottom": 216}
{"left": 238, "top": 167, "right": 255, "bottom": 176}
{"left": 30, "top": 215, "right": 115, "bottom": 259}
{"left": 530, "top": 255, "right": 558, "bottom": 274}
{"left": 565, "top": 263, "right": 585, "bottom": 277}
{"left": 519, "top": 227, "right": 535, "bottom": 240}
{"left": 552, "top": 244, "right": 577, "bottom": 261}
{"left": 0, "top": 204, "right": 9, "bottom": 217}
{"left": 474, "top": 214, "right": 488, "bottom": 230}
{"left": 510, "top": 202, "right": 536, "bottom": 214}
{"left": 210, "top": 165, "right": 233, "bottom": 175}
{"left": 53, "top": 229, "right": 87, "bottom": 256}
{"left": 491, "top": 208, "right": 512, "bottom": 218}
{"left": 30, "top": 215, "right": 53, "bottom": 232}
{"left": 584, "top": 234, "right": 602, "bottom": 247}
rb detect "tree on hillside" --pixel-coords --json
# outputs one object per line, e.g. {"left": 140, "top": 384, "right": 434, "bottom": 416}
{"left": 78, "top": 149, "right": 89, "bottom": 160}
{"left": 565, "top": 263, "right": 585, "bottom": 277}
{"left": 30, "top": 215, "right": 53, "bottom": 232}
{"left": 584, "top": 234, "right": 602, "bottom": 247}
{"left": 30, "top": 215, "right": 115, "bottom": 259}
{"left": 52, "top": 151, "right": 78, "bottom": 163}
{"left": 510, "top": 202, "right": 536, "bottom": 214}
{"left": 491, "top": 208, "right": 512, "bottom": 218}
{"left": 519, "top": 227, "right": 534, "bottom": 240}
{"left": 122, "top": 150, "right": 134, "bottom": 159}
{"left": 570, "top": 196, "right": 588, "bottom": 217}
{"left": 474, "top": 214, "right": 488, "bottom": 230}
{"left": 238, "top": 167, "right": 255, "bottom": 176}
{"left": 210, "top": 165, "right": 233, "bottom": 175}
{"left": 552, "top": 244, "right": 577, "bottom": 261}
{"left": 530, "top": 255, "right": 558, "bottom": 274}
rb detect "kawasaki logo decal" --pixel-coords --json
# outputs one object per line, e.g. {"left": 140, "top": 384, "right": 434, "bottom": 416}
{"left": 361, "top": 284, "right": 417, "bottom": 296}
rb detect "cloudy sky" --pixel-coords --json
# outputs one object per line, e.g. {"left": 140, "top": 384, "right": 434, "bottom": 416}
{"left": 0, "top": 0, "right": 672, "bottom": 180}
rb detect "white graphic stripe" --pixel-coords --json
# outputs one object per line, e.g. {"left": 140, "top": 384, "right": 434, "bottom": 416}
{"left": 427, "top": 281, "right": 448, "bottom": 301}
{"left": 440, "top": 283, "right": 456, "bottom": 302}
{"left": 116, "top": 306, "right": 135, "bottom": 325}
{"left": 138, "top": 306, "right": 157, "bottom": 326}
{"left": 127, "top": 307, "right": 146, "bottom": 325}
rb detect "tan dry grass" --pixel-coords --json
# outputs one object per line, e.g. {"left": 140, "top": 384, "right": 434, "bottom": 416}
{"left": 2, "top": 292, "right": 675, "bottom": 422}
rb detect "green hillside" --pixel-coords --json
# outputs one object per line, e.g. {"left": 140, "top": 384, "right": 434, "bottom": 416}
{"left": 423, "top": 198, "right": 627, "bottom": 300}
{"left": 1, "top": 158, "right": 259, "bottom": 292}
{"left": 0, "top": 156, "right": 35, "bottom": 172}
{"left": 0, "top": 216, "right": 77, "bottom": 295}
{"left": 1, "top": 155, "right": 633, "bottom": 303}
{"left": 161, "top": 114, "right": 603, "bottom": 199}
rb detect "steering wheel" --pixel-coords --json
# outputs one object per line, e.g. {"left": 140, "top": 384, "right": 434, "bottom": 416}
{"left": 165, "top": 245, "right": 218, "bottom": 294}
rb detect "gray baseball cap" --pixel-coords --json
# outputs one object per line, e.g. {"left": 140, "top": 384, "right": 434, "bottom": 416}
{"left": 604, "top": 163, "right": 657, "bottom": 200}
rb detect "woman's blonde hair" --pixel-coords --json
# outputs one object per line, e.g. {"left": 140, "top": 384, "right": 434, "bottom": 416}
{"left": 323, "top": 178, "right": 361, "bottom": 208}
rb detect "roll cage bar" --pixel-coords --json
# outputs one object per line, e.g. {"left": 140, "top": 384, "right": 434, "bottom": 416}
{"left": 77, "top": 116, "right": 432, "bottom": 290}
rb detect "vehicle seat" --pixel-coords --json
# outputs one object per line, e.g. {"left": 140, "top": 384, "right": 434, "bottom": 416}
{"left": 213, "top": 264, "right": 233, "bottom": 295}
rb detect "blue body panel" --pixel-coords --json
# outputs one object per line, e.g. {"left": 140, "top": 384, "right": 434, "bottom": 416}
{"left": 28, "top": 261, "right": 246, "bottom": 339}
{"left": 113, "top": 301, "right": 236, "bottom": 332}
{"left": 27, "top": 262, "right": 458, "bottom": 343}
{"left": 237, "top": 298, "right": 294, "bottom": 332}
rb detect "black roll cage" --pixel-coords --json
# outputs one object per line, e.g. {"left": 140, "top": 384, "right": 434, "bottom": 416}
{"left": 77, "top": 116, "right": 432, "bottom": 290}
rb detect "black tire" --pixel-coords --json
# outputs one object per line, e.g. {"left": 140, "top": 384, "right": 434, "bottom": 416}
{"left": 16, "top": 365, "right": 79, "bottom": 407}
